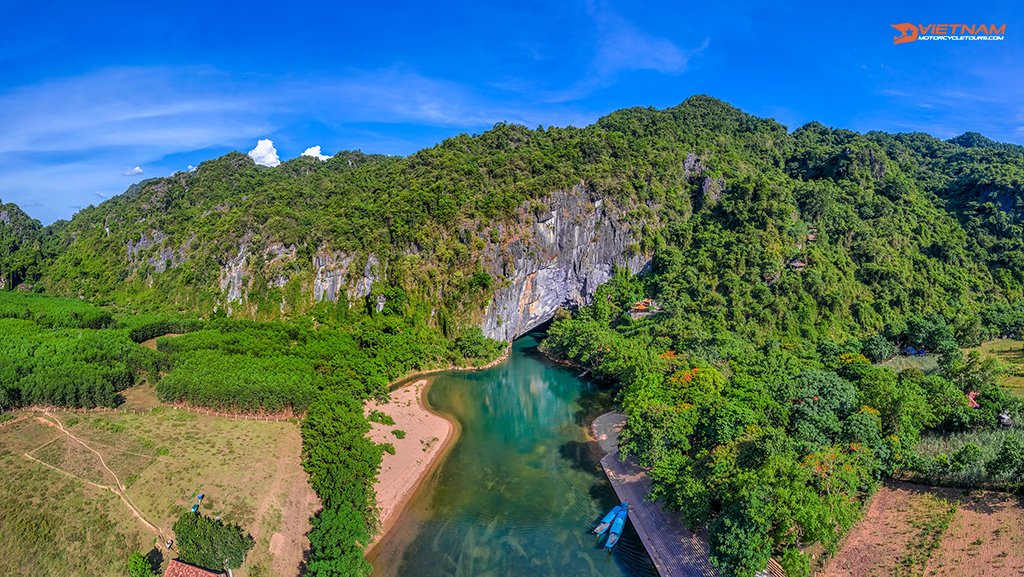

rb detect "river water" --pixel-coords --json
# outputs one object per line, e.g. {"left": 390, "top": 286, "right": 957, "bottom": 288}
{"left": 369, "top": 334, "right": 656, "bottom": 577}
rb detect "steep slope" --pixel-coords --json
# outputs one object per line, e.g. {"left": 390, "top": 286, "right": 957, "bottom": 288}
{"left": 0, "top": 201, "right": 50, "bottom": 290}
{"left": 2, "top": 96, "right": 1023, "bottom": 342}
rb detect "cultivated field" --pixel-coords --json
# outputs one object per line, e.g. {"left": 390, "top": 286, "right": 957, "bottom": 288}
{"left": 0, "top": 390, "right": 319, "bottom": 577}
{"left": 819, "top": 482, "right": 1024, "bottom": 577}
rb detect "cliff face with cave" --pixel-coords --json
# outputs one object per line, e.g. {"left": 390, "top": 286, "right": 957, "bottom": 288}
{"left": 478, "top": 186, "right": 649, "bottom": 341}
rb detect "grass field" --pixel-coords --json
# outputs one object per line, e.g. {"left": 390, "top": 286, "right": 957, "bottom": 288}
{"left": 0, "top": 392, "right": 319, "bottom": 577}
{"left": 965, "top": 339, "right": 1024, "bottom": 398}
{"left": 880, "top": 353, "right": 940, "bottom": 374}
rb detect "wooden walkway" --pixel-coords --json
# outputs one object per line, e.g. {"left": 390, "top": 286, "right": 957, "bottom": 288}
{"left": 592, "top": 413, "right": 786, "bottom": 577}
{"left": 593, "top": 412, "right": 719, "bottom": 577}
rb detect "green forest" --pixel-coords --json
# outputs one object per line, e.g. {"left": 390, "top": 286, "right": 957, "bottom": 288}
{"left": 542, "top": 271, "right": 1023, "bottom": 576}
{"left": 3, "top": 96, "right": 1024, "bottom": 576}
{"left": 0, "top": 290, "right": 503, "bottom": 577}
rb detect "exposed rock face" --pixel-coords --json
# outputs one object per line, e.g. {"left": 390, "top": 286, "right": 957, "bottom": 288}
{"left": 348, "top": 254, "right": 381, "bottom": 302}
{"left": 204, "top": 186, "right": 644, "bottom": 330}
{"left": 220, "top": 242, "right": 248, "bottom": 304}
{"left": 313, "top": 251, "right": 354, "bottom": 302}
{"left": 311, "top": 251, "right": 381, "bottom": 305}
{"left": 480, "top": 185, "right": 650, "bottom": 341}
{"left": 126, "top": 230, "right": 189, "bottom": 274}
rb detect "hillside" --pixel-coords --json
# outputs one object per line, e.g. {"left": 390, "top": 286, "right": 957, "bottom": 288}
{"left": 3, "top": 97, "right": 1024, "bottom": 577}
{"left": 1, "top": 97, "right": 1023, "bottom": 344}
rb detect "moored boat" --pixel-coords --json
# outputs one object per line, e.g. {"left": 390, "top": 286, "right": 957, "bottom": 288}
{"left": 604, "top": 502, "right": 629, "bottom": 550}
{"left": 593, "top": 501, "right": 627, "bottom": 535}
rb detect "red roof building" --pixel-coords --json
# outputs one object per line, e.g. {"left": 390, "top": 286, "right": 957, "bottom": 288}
{"left": 163, "top": 560, "right": 224, "bottom": 577}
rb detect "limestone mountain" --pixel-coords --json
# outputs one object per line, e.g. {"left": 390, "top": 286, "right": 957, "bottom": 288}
{"left": 3, "top": 96, "right": 1024, "bottom": 342}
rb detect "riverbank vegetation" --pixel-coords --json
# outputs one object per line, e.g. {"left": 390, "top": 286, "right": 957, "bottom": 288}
{"left": 543, "top": 267, "right": 1022, "bottom": 576}
{"left": 0, "top": 290, "right": 503, "bottom": 577}
{"left": 5, "top": 97, "right": 1024, "bottom": 576}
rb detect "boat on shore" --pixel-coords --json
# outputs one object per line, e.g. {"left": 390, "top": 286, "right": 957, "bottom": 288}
{"left": 593, "top": 501, "right": 628, "bottom": 535}
{"left": 604, "top": 502, "right": 629, "bottom": 550}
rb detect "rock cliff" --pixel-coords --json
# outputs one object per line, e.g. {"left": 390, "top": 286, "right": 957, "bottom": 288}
{"left": 479, "top": 185, "right": 649, "bottom": 341}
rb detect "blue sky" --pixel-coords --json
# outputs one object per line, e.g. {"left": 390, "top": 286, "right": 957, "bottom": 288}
{"left": 0, "top": 0, "right": 1020, "bottom": 223}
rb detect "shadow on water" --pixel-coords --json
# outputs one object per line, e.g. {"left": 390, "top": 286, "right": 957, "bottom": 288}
{"left": 369, "top": 333, "right": 656, "bottom": 577}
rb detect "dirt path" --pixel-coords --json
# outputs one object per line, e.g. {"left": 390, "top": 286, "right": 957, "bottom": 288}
{"left": 140, "top": 333, "right": 182, "bottom": 350}
{"left": 30, "top": 411, "right": 164, "bottom": 538}
{"left": 249, "top": 423, "right": 317, "bottom": 577}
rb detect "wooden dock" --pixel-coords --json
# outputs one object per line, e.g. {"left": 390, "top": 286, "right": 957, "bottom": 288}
{"left": 593, "top": 412, "right": 784, "bottom": 577}
{"left": 594, "top": 412, "right": 718, "bottom": 577}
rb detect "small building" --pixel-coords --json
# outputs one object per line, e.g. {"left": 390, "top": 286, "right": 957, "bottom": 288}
{"left": 163, "top": 560, "right": 224, "bottom": 577}
{"left": 788, "top": 259, "right": 807, "bottom": 270}
{"left": 629, "top": 298, "right": 663, "bottom": 318}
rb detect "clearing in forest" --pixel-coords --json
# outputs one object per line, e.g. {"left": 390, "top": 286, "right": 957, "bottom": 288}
{"left": 965, "top": 339, "right": 1024, "bottom": 398}
{"left": 820, "top": 482, "right": 1024, "bottom": 577}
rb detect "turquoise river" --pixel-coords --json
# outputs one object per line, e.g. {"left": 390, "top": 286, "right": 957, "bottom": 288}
{"left": 369, "top": 334, "right": 657, "bottom": 577}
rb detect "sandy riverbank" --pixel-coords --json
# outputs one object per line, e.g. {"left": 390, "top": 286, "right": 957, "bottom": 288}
{"left": 364, "top": 378, "right": 458, "bottom": 552}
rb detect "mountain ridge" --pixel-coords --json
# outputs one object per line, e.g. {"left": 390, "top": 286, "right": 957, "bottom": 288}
{"left": 1, "top": 95, "right": 1023, "bottom": 342}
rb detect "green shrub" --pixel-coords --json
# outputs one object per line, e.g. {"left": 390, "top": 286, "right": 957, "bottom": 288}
{"left": 368, "top": 410, "right": 394, "bottom": 426}
{"left": 172, "top": 511, "right": 253, "bottom": 571}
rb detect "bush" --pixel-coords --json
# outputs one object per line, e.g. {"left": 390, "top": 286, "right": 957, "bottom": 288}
{"left": 126, "top": 551, "right": 157, "bottom": 577}
{"left": 861, "top": 334, "right": 897, "bottom": 363}
{"left": 368, "top": 410, "right": 394, "bottom": 426}
{"left": 778, "top": 547, "right": 810, "bottom": 577}
{"left": 172, "top": 511, "right": 253, "bottom": 571}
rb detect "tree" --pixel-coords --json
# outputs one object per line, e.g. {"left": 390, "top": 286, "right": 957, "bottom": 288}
{"left": 127, "top": 551, "right": 156, "bottom": 577}
{"left": 172, "top": 511, "right": 254, "bottom": 571}
{"left": 861, "top": 334, "right": 897, "bottom": 363}
{"left": 709, "top": 491, "right": 773, "bottom": 577}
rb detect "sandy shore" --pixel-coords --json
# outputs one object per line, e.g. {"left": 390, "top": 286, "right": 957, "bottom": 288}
{"left": 364, "top": 378, "right": 458, "bottom": 552}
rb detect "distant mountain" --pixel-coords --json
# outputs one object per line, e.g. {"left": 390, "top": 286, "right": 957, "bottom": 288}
{"left": 3, "top": 96, "right": 1024, "bottom": 341}
{"left": 0, "top": 201, "right": 53, "bottom": 290}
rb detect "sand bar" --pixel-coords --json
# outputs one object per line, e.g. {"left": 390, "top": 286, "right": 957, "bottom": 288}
{"left": 364, "top": 378, "right": 457, "bottom": 552}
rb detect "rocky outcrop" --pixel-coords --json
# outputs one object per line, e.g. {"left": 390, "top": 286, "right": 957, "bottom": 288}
{"left": 313, "top": 252, "right": 355, "bottom": 302}
{"left": 219, "top": 242, "right": 249, "bottom": 303}
{"left": 480, "top": 185, "right": 650, "bottom": 341}
{"left": 126, "top": 230, "right": 189, "bottom": 274}
{"left": 348, "top": 254, "right": 382, "bottom": 302}
{"left": 311, "top": 251, "right": 382, "bottom": 305}
{"left": 205, "top": 186, "right": 643, "bottom": 330}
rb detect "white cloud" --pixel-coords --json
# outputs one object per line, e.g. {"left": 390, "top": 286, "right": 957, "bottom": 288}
{"left": 301, "top": 145, "right": 332, "bottom": 161}
{"left": 0, "top": 65, "right": 599, "bottom": 222}
{"left": 187, "top": 164, "right": 196, "bottom": 172}
{"left": 248, "top": 139, "right": 280, "bottom": 167}
{"left": 122, "top": 166, "right": 143, "bottom": 176}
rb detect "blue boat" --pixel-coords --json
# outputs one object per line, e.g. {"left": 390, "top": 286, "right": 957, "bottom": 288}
{"left": 593, "top": 501, "right": 628, "bottom": 535}
{"left": 604, "top": 502, "right": 629, "bottom": 550}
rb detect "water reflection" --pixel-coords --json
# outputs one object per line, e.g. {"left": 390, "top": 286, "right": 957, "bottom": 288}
{"left": 369, "top": 336, "right": 656, "bottom": 577}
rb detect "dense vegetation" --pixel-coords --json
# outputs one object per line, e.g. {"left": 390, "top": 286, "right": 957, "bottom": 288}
{"left": 0, "top": 294, "right": 154, "bottom": 410}
{"left": 0, "top": 97, "right": 1019, "bottom": 341}
{"left": 172, "top": 511, "right": 254, "bottom": 570}
{"left": 543, "top": 268, "right": 1022, "bottom": 576}
{"left": 4, "top": 97, "right": 1024, "bottom": 576}
{"left": 0, "top": 201, "right": 56, "bottom": 291}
